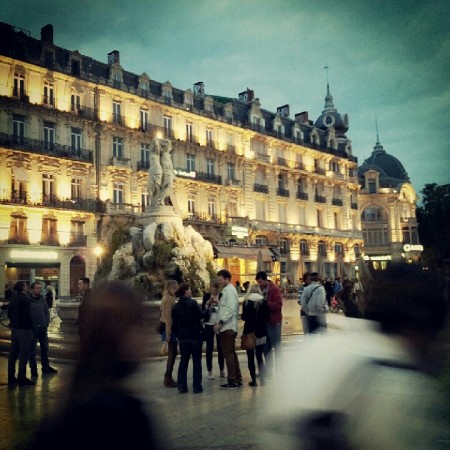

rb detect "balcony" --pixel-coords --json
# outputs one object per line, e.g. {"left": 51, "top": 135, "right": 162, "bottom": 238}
{"left": 295, "top": 162, "right": 305, "bottom": 170}
{"left": 226, "top": 178, "right": 241, "bottom": 187}
{"left": 296, "top": 191, "right": 309, "bottom": 201}
{"left": 137, "top": 160, "right": 150, "bottom": 171}
{"left": 183, "top": 213, "right": 225, "bottom": 225}
{"left": 256, "top": 153, "right": 270, "bottom": 163}
{"left": 332, "top": 198, "right": 343, "bottom": 206}
{"left": 41, "top": 233, "right": 59, "bottom": 246}
{"left": 254, "top": 184, "right": 269, "bottom": 194}
{"left": 195, "top": 172, "right": 222, "bottom": 185}
{"left": 43, "top": 95, "right": 55, "bottom": 107}
{"left": 68, "top": 234, "right": 87, "bottom": 247}
{"left": 71, "top": 106, "right": 95, "bottom": 120}
{"left": 8, "top": 233, "right": 29, "bottom": 245}
{"left": 0, "top": 133, "right": 93, "bottom": 163}
{"left": 186, "top": 134, "right": 199, "bottom": 145}
{"left": 276, "top": 157, "right": 288, "bottom": 167}
{"left": 107, "top": 202, "right": 140, "bottom": 214}
{"left": 226, "top": 144, "right": 237, "bottom": 155}
{"left": 163, "top": 129, "right": 174, "bottom": 139}
{"left": 112, "top": 114, "right": 124, "bottom": 126}
{"left": 315, "top": 195, "right": 326, "bottom": 203}
{"left": 205, "top": 140, "right": 216, "bottom": 150}
{"left": 13, "top": 88, "right": 29, "bottom": 103}
{"left": 277, "top": 188, "right": 290, "bottom": 198}
{"left": 110, "top": 156, "right": 130, "bottom": 167}
{"left": 315, "top": 167, "right": 326, "bottom": 175}
{"left": 351, "top": 202, "right": 358, "bottom": 210}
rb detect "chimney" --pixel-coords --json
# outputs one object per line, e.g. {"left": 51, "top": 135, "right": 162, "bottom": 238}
{"left": 295, "top": 111, "right": 309, "bottom": 124}
{"left": 277, "top": 104, "right": 290, "bottom": 117}
{"left": 238, "top": 88, "right": 254, "bottom": 103}
{"left": 41, "top": 24, "right": 53, "bottom": 45}
{"left": 107, "top": 50, "right": 120, "bottom": 65}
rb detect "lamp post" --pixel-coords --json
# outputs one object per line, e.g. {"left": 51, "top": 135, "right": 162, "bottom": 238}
{"left": 93, "top": 245, "right": 103, "bottom": 266}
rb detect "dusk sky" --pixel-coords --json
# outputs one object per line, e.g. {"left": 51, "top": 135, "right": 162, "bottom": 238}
{"left": 2, "top": 0, "right": 449, "bottom": 197}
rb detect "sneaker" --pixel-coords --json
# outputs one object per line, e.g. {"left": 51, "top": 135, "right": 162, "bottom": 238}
{"left": 42, "top": 367, "right": 58, "bottom": 374}
{"left": 220, "top": 371, "right": 226, "bottom": 378}
{"left": 18, "top": 378, "right": 35, "bottom": 387}
{"left": 220, "top": 382, "right": 239, "bottom": 389}
{"left": 249, "top": 381, "right": 258, "bottom": 387}
{"left": 208, "top": 371, "right": 215, "bottom": 380}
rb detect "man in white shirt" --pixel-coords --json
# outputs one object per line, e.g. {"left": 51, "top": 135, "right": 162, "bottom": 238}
{"left": 214, "top": 269, "right": 242, "bottom": 389}
{"left": 300, "top": 272, "right": 327, "bottom": 333}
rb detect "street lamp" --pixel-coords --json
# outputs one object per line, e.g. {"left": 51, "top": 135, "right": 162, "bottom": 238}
{"left": 94, "top": 245, "right": 104, "bottom": 265}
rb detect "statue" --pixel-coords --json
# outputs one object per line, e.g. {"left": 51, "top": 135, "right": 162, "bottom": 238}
{"left": 158, "top": 140, "right": 175, "bottom": 206}
{"left": 147, "top": 138, "right": 163, "bottom": 206}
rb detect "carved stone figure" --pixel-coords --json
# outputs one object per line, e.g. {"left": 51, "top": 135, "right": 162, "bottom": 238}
{"left": 147, "top": 138, "right": 163, "bottom": 206}
{"left": 158, "top": 140, "right": 175, "bottom": 205}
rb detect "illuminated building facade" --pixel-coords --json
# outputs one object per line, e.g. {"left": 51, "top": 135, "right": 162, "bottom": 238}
{"left": 357, "top": 138, "right": 422, "bottom": 269}
{"left": 0, "top": 22, "right": 363, "bottom": 296}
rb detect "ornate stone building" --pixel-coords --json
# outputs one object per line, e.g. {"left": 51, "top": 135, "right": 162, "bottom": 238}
{"left": 357, "top": 137, "right": 422, "bottom": 270}
{"left": 0, "top": 22, "right": 363, "bottom": 297}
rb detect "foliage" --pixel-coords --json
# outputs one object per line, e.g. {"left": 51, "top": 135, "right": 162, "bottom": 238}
{"left": 417, "top": 183, "right": 450, "bottom": 268}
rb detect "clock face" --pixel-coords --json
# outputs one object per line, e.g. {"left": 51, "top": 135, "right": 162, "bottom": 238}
{"left": 323, "top": 114, "right": 335, "bottom": 127}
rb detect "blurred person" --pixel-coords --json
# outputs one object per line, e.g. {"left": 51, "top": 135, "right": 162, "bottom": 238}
{"left": 337, "top": 279, "right": 361, "bottom": 319}
{"left": 235, "top": 280, "right": 243, "bottom": 294}
{"left": 160, "top": 280, "right": 178, "bottom": 388}
{"left": 241, "top": 283, "right": 268, "bottom": 386}
{"left": 324, "top": 278, "right": 334, "bottom": 307}
{"left": 352, "top": 277, "right": 364, "bottom": 309}
{"left": 29, "top": 281, "right": 58, "bottom": 377}
{"left": 202, "top": 280, "right": 225, "bottom": 380}
{"left": 172, "top": 283, "right": 204, "bottom": 393}
{"left": 298, "top": 272, "right": 312, "bottom": 334}
{"left": 77, "top": 277, "right": 91, "bottom": 348}
{"left": 256, "top": 271, "right": 283, "bottom": 375}
{"left": 214, "top": 269, "right": 242, "bottom": 389}
{"left": 300, "top": 272, "right": 327, "bottom": 333}
{"left": 242, "top": 281, "right": 250, "bottom": 292}
{"left": 333, "top": 276, "right": 342, "bottom": 297}
{"left": 29, "top": 281, "right": 166, "bottom": 450}
{"left": 7, "top": 281, "right": 34, "bottom": 386}
{"left": 261, "top": 264, "right": 450, "bottom": 450}
{"left": 44, "top": 280, "right": 56, "bottom": 309}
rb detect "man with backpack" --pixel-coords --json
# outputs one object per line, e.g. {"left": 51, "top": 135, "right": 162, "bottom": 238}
{"left": 300, "top": 272, "right": 327, "bottom": 333}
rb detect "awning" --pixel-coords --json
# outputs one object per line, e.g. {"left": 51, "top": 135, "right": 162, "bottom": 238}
{"left": 12, "top": 166, "right": 29, "bottom": 182}
{"left": 214, "top": 245, "right": 274, "bottom": 262}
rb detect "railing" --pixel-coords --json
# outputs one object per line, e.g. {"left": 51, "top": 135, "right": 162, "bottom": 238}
{"left": 277, "top": 157, "right": 288, "bottom": 167}
{"left": 205, "top": 140, "right": 216, "bottom": 150}
{"left": 256, "top": 153, "right": 270, "bottom": 162}
{"left": 250, "top": 123, "right": 264, "bottom": 133}
{"left": 107, "top": 202, "right": 141, "bottom": 214}
{"left": 254, "top": 184, "right": 269, "bottom": 194}
{"left": 226, "top": 178, "right": 241, "bottom": 186}
{"left": 227, "top": 144, "right": 237, "bottom": 155}
{"left": 8, "top": 233, "right": 29, "bottom": 245}
{"left": 183, "top": 213, "right": 225, "bottom": 224}
{"left": 295, "top": 162, "right": 305, "bottom": 170}
{"left": 277, "top": 188, "right": 290, "bottom": 197}
{"left": 296, "top": 191, "right": 308, "bottom": 200}
{"left": 195, "top": 172, "right": 222, "bottom": 185}
{"left": 112, "top": 114, "right": 124, "bottom": 126}
{"left": 315, "top": 167, "right": 326, "bottom": 175}
{"left": 0, "top": 133, "right": 93, "bottom": 163}
{"left": 186, "top": 134, "right": 199, "bottom": 145}
{"left": 110, "top": 156, "right": 130, "bottom": 167}
{"left": 13, "top": 88, "right": 29, "bottom": 102}
{"left": 71, "top": 106, "right": 95, "bottom": 119}
{"left": 351, "top": 202, "right": 358, "bottom": 210}
{"left": 41, "top": 234, "right": 59, "bottom": 246}
{"left": 137, "top": 160, "right": 150, "bottom": 171}
{"left": 332, "top": 198, "right": 343, "bottom": 206}
{"left": 43, "top": 95, "right": 55, "bottom": 107}
{"left": 68, "top": 234, "right": 87, "bottom": 247}
{"left": 315, "top": 195, "right": 326, "bottom": 203}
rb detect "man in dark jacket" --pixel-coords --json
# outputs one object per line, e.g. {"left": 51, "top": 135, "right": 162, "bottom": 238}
{"left": 7, "top": 281, "right": 34, "bottom": 386}
{"left": 29, "top": 281, "right": 58, "bottom": 377}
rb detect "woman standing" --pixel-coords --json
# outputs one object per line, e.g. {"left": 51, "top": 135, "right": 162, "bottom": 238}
{"left": 202, "top": 281, "right": 225, "bottom": 380}
{"left": 241, "top": 283, "right": 267, "bottom": 387}
{"left": 160, "top": 280, "right": 178, "bottom": 388}
{"left": 172, "top": 283, "right": 204, "bottom": 394}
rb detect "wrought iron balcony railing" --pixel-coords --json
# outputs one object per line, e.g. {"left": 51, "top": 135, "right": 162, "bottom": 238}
{"left": 277, "top": 188, "right": 290, "bottom": 197}
{"left": 296, "top": 191, "right": 309, "bottom": 200}
{"left": 195, "top": 171, "right": 222, "bottom": 185}
{"left": 351, "top": 202, "right": 358, "bottom": 210}
{"left": 254, "top": 184, "right": 269, "bottom": 194}
{"left": 332, "top": 198, "right": 344, "bottom": 206}
{"left": 137, "top": 160, "right": 150, "bottom": 171}
{"left": 315, "top": 167, "right": 326, "bottom": 175}
{"left": 315, "top": 195, "right": 326, "bottom": 203}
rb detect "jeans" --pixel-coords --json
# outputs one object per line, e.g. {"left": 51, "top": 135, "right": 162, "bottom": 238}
{"left": 264, "top": 322, "right": 282, "bottom": 374}
{"left": 307, "top": 314, "right": 327, "bottom": 333}
{"left": 219, "top": 330, "right": 242, "bottom": 384}
{"left": 165, "top": 338, "right": 178, "bottom": 379}
{"left": 8, "top": 328, "right": 34, "bottom": 381}
{"left": 204, "top": 324, "right": 224, "bottom": 373}
{"left": 246, "top": 344, "right": 265, "bottom": 383}
{"left": 29, "top": 327, "right": 50, "bottom": 372}
{"left": 177, "top": 339, "right": 203, "bottom": 392}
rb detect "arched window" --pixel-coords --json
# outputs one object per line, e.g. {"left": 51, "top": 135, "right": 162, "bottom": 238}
{"left": 255, "top": 235, "right": 268, "bottom": 246}
{"left": 318, "top": 240, "right": 327, "bottom": 257}
{"left": 300, "top": 239, "right": 309, "bottom": 256}
{"left": 361, "top": 206, "right": 385, "bottom": 222}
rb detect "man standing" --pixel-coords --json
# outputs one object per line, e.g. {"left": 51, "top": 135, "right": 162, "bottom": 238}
{"left": 300, "top": 272, "right": 327, "bottom": 333}
{"left": 29, "top": 281, "right": 58, "bottom": 377}
{"left": 255, "top": 271, "right": 283, "bottom": 374}
{"left": 214, "top": 269, "right": 242, "bottom": 389}
{"left": 7, "top": 281, "right": 34, "bottom": 386}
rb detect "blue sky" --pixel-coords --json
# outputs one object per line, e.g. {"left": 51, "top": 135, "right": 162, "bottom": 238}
{"left": 2, "top": 0, "right": 449, "bottom": 196}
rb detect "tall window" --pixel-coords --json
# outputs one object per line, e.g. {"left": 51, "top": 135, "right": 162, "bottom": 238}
{"left": 113, "top": 183, "right": 124, "bottom": 205}
{"left": 187, "top": 153, "right": 196, "bottom": 172}
{"left": 300, "top": 239, "right": 309, "bottom": 255}
{"left": 334, "top": 212, "right": 340, "bottom": 229}
{"left": 13, "top": 115, "right": 25, "bottom": 144}
{"left": 186, "top": 123, "right": 193, "bottom": 142}
{"left": 335, "top": 243, "right": 344, "bottom": 255}
{"left": 139, "top": 81, "right": 149, "bottom": 96}
{"left": 71, "top": 128, "right": 82, "bottom": 151}
{"left": 318, "top": 241, "right": 327, "bottom": 256}
{"left": 208, "top": 197, "right": 216, "bottom": 217}
{"left": 42, "top": 174, "right": 55, "bottom": 199}
{"left": 42, "top": 218, "right": 58, "bottom": 245}
{"left": 13, "top": 72, "right": 25, "bottom": 98}
{"left": 317, "top": 209, "right": 323, "bottom": 228}
{"left": 141, "top": 189, "right": 149, "bottom": 213}
{"left": 113, "top": 101, "right": 122, "bottom": 124}
{"left": 361, "top": 207, "right": 384, "bottom": 222}
{"left": 71, "top": 221, "right": 84, "bottom": 242}
{"left": 227, "top": 162, "right": 235, "bottom": 181}
{"left": 43, "top": 122, "right": 55, "bottom": 150}
{"left": 188, "top": 194, "right": 196, "bottom": 216}
{"left": 9, "top": 214, "right": 28, "bottom": 244}
{"left": 255, "top": 199, "right": 267, "bottom": 220}
{"left": 140, "top": 109, "right": 148, "bottom": 131}
{"left": 206, "top": 158, "right": 215, "bottom": 177}
{"left": 279, "top": 238, "right": 289, "bottom": 255}
{"left": 112, "top": 136, "right": 123, "bottom": 158}
{"left": 255, "top": 235, "right": 268, "bottom": 246}
{"left": 71, "top": 178, "right": 82, "bottom": 199}
{"left": 43, "top": 81, "right": 54, "bottom": 106}
{"left": 279, "top": 203, "right": 287, "bottom": 223}
{"left": 71, "top": 94, "right": 81, "bottom": 111}
{"left": 140, "top": 143, "right": 150, "bottom": 166}
{"left": 206, "top": 129, "right": 213, "bottom": 147}
{"left": 163, "top": 116, "right": 172, "bottom": 138}
{"left": 368, "top": 180, "right": 376, "bottom": 194}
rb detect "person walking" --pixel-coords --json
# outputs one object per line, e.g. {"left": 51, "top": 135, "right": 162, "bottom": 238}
{"left": 172, "top": 283, "right": 204, "bottom": 394}
{"left": 214, "top": 269, "right": 242, "bottom": 389}
{"left": 202, "top": 280, "right": 225, "bottom": 380}
{"left": 241, "top": 283, "right": 267, "bottom": 387}
{"left": 29, "top": 281, "right": 58, "bottom": 377}
{"left": 160, "top": 280, "right": 178, "bottom": 388}
{"left": 7, "top": 281, "right": 34, "bottom": 387}
{"left": 255, "top": 271, "right": 283, "bottom": 375}
{"left": 77, "top": 277, "right": 91, "bottom": 348}
{"left": 300, "top": 272, "right": 327, "bottom": 333}
{"left": 44, "top": 280, "right": 57, "bottom": 321}
{"left": 298, "top": 272, "right": 311, "bottom": 334}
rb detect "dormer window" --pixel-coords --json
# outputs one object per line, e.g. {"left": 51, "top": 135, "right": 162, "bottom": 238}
{"left": 113, "top": 73, "right": 122, "bottom": 88}
{"left": 368, "top": 179, "right": 376, "bottom": 194}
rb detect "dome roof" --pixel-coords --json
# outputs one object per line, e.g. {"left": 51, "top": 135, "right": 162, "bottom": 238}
{"left": 358, "top": 141, "right": 410, "bottom": 187}
{"left": 314, "top": 84, "right": 349, "bottom": 136}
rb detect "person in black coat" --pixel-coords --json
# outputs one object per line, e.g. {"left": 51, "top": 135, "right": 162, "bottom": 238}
{"left": 172, "top": 283, "right": 204, "bottom": 394}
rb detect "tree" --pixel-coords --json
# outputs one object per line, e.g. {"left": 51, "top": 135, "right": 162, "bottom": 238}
{"left": 416, "top": 183, "right": 450, "bottom": 268}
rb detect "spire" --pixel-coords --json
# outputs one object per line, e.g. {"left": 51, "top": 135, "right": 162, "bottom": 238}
{"left": 322, "top": 66, "right": 336, "bottom": 112}
{"left": 373, "top": 115, "right": 385, "bottom": 154}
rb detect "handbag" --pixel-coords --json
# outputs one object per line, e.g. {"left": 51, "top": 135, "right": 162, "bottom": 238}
{"left": 155, "top": 320, "right": 166, "bottom": 335}
{"left": 241, "top": 332, "right": 256, "bottom": 350}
